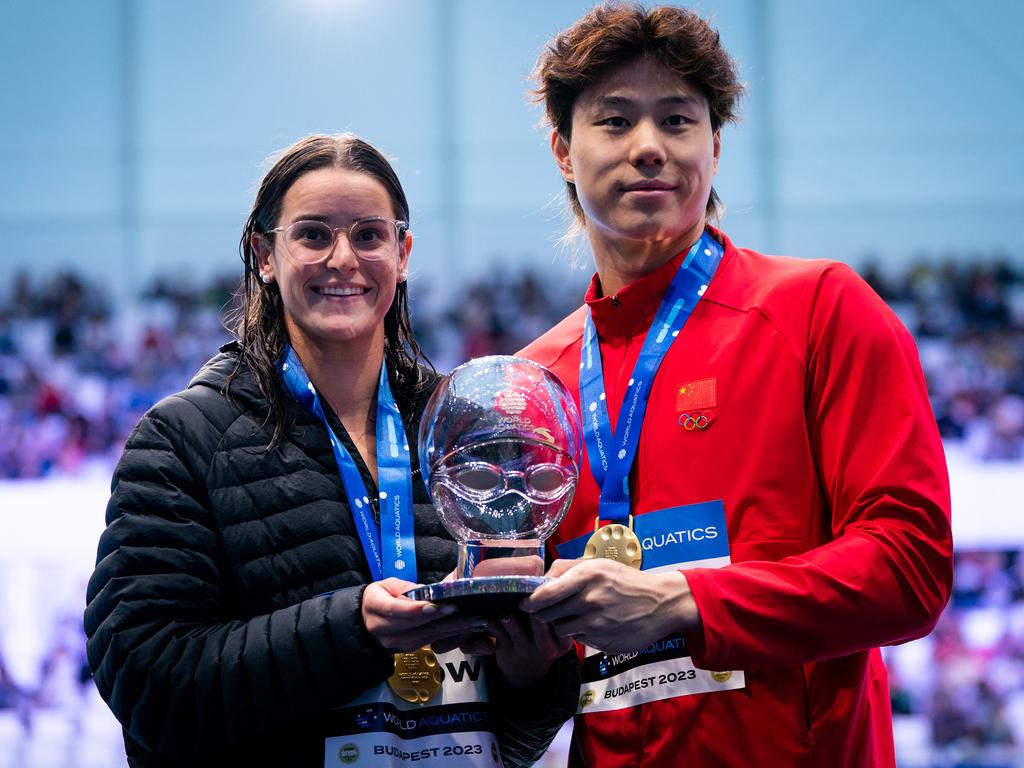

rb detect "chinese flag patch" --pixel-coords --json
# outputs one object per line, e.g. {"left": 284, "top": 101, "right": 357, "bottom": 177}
{"left": 675, "top": 378, "right": 717, "bottom": 411}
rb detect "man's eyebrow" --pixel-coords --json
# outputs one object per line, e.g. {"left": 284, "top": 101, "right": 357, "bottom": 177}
{"left": 288, "top": 213, "right": 330, "bottom": 224}
{"left": 659, "top": 94, "right": 700, "bottom": 107}
{"left": 595, "top": 94, "right": 700, "bottom": 107}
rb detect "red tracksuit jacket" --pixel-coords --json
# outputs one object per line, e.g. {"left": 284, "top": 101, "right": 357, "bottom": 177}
{"left": 520, "top": 228, "right": 953, "bottom": 767}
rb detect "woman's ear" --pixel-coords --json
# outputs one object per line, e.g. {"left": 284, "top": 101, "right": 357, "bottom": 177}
{"left": 397, "top": 231, "right": 413, "bottom": 282}
{"left": 551, "top": 130, "right": 574, "bottom": 183}
{"left": 252, "top": 232, "right": 276, "bottom": 283}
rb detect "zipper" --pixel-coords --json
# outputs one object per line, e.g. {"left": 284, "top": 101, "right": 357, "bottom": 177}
{"left": 800, "top": 664, "right": 816, "bottom": 745}
{"left": 610, "top": 295, "right": 632, "bottom": 424}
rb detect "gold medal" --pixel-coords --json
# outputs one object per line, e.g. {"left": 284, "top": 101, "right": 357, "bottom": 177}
{"left": 387, "top": 647, "right": 442, "bottom": 703}
{"left": 583, "top": 514, "right": 642, "bottom": 569}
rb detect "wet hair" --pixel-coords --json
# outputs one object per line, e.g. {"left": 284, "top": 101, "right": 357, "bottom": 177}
{"left": 226, "top": 133, "right": 429, "bottom": 446}
{"left": 531, "top": 2, "right": 744, "bottom": 226}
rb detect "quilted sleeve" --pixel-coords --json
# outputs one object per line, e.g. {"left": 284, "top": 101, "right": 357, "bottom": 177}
{"left": 84, "top": 395, "right": 394, "bottom": 758}
{"left": 486, "top": 649, "right": 580, "bottom": 768}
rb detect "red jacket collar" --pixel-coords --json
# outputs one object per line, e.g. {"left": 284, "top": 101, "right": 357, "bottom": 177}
{"left": 585, "top": 225, "right": 731, "bottom": 340}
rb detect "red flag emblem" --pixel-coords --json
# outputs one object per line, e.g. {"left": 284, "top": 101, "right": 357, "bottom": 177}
{"left": 675, "top": 378, "right": 717, "bottom": 412}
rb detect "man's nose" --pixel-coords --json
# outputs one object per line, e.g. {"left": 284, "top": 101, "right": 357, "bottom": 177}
{"left": 630, "top": 120, "right": 666, "bottom": 167}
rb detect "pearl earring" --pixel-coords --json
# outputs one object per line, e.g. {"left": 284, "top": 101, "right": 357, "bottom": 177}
{"left": 260, "top": 273, "right": 272, "bottom": 285}
{"left": 399, "top": 270, "right": 409, "bottom": 282}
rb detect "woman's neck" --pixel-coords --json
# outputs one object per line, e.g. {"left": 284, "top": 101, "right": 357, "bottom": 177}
{"left": 288, "top": 328, "right": 385, "bottom": 481}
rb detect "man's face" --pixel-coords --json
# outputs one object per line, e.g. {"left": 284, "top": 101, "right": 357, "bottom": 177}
{"left": 554, "top": 58, "right": 720, "bottom": 255}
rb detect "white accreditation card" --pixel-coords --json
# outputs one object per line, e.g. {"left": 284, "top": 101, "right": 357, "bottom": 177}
{"left": 555, "top": 500, "right": 745, "bottom": 714}
{"left": 324, "top": 649, "right": 502, "bottom": 767}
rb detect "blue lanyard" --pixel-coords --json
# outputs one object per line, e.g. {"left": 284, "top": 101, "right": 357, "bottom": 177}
{"left": 278, "top": 346, "right": 416, "bottom": 583}
{"left": 580, "top": 230, "right": 723, "bottom": 523}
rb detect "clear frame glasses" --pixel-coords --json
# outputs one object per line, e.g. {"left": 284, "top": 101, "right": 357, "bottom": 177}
{"left": 264, "top": 217, "right": 407, "bottom": 264}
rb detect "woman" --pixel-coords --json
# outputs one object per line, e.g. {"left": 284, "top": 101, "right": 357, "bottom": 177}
{"left": 85, "top": 134, "right": 576, "bottom": 767}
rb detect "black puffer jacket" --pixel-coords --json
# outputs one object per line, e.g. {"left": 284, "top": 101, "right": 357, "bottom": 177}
{"left": 85, "top": 344, "right": 577, "bottom": 767}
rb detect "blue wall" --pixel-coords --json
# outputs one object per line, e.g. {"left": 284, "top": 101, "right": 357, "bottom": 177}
{"left": 2, "top": 0, "right": 1023, "bottom": 295}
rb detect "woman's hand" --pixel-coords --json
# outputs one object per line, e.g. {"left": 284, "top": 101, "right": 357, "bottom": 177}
{"left": 362, "top": 578, "right": 489, "bottom": 653}
{"left": 489, "top": 612, "right": 573, "bottom": 689}
{"left": 520, "top": 558, "right": 701, "bottom": 654}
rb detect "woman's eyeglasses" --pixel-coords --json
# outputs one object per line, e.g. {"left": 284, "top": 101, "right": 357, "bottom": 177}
{"left": 263, "top": 217, "right": 407, "bottom": 264}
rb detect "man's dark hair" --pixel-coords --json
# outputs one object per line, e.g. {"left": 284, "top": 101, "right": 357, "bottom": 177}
{"left": 532, "top": 2, "right": 744, "bottom": 224}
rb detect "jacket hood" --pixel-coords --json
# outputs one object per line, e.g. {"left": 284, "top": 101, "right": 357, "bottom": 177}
{"left": 186, "top": 341, "right": 268, "bottom": 410}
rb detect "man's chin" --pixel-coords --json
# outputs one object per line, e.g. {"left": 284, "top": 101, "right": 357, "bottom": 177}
{"left": 616, "top": 222, "right": 686, "bottom": 246}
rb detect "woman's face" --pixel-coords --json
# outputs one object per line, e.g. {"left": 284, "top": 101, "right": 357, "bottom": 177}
{"left": 553, "top": 58, "right": 720, "bottom": 259}
{"left": 255, "top": 167, "right": 411, "bottom": 356}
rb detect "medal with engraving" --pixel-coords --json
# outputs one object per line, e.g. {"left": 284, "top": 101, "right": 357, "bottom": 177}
{"left": 387, "top": 646, "right": 444, "bottom": 703}
{"left": 580, "top": 231, "right": 723, "bottom": 542}
{"left": 583, "top": 514, "right": 642, "bottom": 569}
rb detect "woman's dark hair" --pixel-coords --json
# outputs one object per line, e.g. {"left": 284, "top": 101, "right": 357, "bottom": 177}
{"left": 532, "top": 2, "right": 744, "bottom": 225}
{"left": 226, "top": 133, "right": 429, "bottom": 446}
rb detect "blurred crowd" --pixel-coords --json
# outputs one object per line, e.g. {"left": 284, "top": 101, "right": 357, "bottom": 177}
{"left": 885, "top": 549, "right": 1024, "bottom": 767}
{"left": 0, "top": 272, "right": 236, "bottom": 479}
{"left": 862, "top": 257, "right": 1024, "bottom": 462}
{"left": 1, "top": 255, "right": 1023, "bottom": 479}
{"left": 0, "top": 267, "right": 583, "bottom": 479}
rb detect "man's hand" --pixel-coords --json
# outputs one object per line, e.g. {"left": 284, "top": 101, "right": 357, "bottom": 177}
{"left": 520, "top": 558, "right": 701, "bottom": 654}
{"left": 489, "top": 612, "right": 573, "bottom": 688}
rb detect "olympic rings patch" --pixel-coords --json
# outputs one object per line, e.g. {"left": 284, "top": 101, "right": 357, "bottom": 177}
{"left": 678, "top": 410, "right": 715, "bottom": 430}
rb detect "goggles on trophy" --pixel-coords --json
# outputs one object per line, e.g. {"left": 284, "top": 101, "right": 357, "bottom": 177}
{"left": 405, "top": 355, "right": 582, "bottom": 610}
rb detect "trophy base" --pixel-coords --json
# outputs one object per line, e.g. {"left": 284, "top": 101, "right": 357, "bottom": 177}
{"left": 405, "top": 575, "right": 549, "bottom": 614}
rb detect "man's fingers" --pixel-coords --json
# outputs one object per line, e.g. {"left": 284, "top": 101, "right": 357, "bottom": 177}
{"left": 521, "top": 569, "right": 588, "bottom": 613}
{"left": 544, "top": 558, "right": 583, "bottom": 579}
{"left": 457, "top": 634, "right": 496, "bottom": 657}
{"left": 529, "top": 613, "right": 574, "bottom": 655}
{"left": 493, "top": 614, "right": 530, "bottom": 650}
{"left": 522, "top": 579, "right": 589, "bottom": 617}
{"left": 550, "top": 614, "right": 588, "bottom": 639}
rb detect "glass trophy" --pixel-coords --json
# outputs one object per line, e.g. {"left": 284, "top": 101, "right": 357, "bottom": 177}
{"left": 405, "top": 355, "right": 582, "bottom": 611}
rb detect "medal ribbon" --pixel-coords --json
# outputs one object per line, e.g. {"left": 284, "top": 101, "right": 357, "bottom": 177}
{"left": 278, "top": 346, "right": 416, "bottom": 583}
{"left": 580, "top": 230, "right": 723, "bottom": 523}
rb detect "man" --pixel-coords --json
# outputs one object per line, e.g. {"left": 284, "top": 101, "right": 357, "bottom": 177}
{"left": 518, "top": 4, "right": 953, "bottom": 766}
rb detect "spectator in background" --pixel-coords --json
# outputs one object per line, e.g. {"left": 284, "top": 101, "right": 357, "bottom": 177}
{"left": 0, "top": 647, "right": 27, "bottom": 716}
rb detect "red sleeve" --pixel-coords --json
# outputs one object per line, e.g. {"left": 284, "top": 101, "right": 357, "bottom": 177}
{"left": 684, "top": 263, "right": 953, "bottom": 669}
